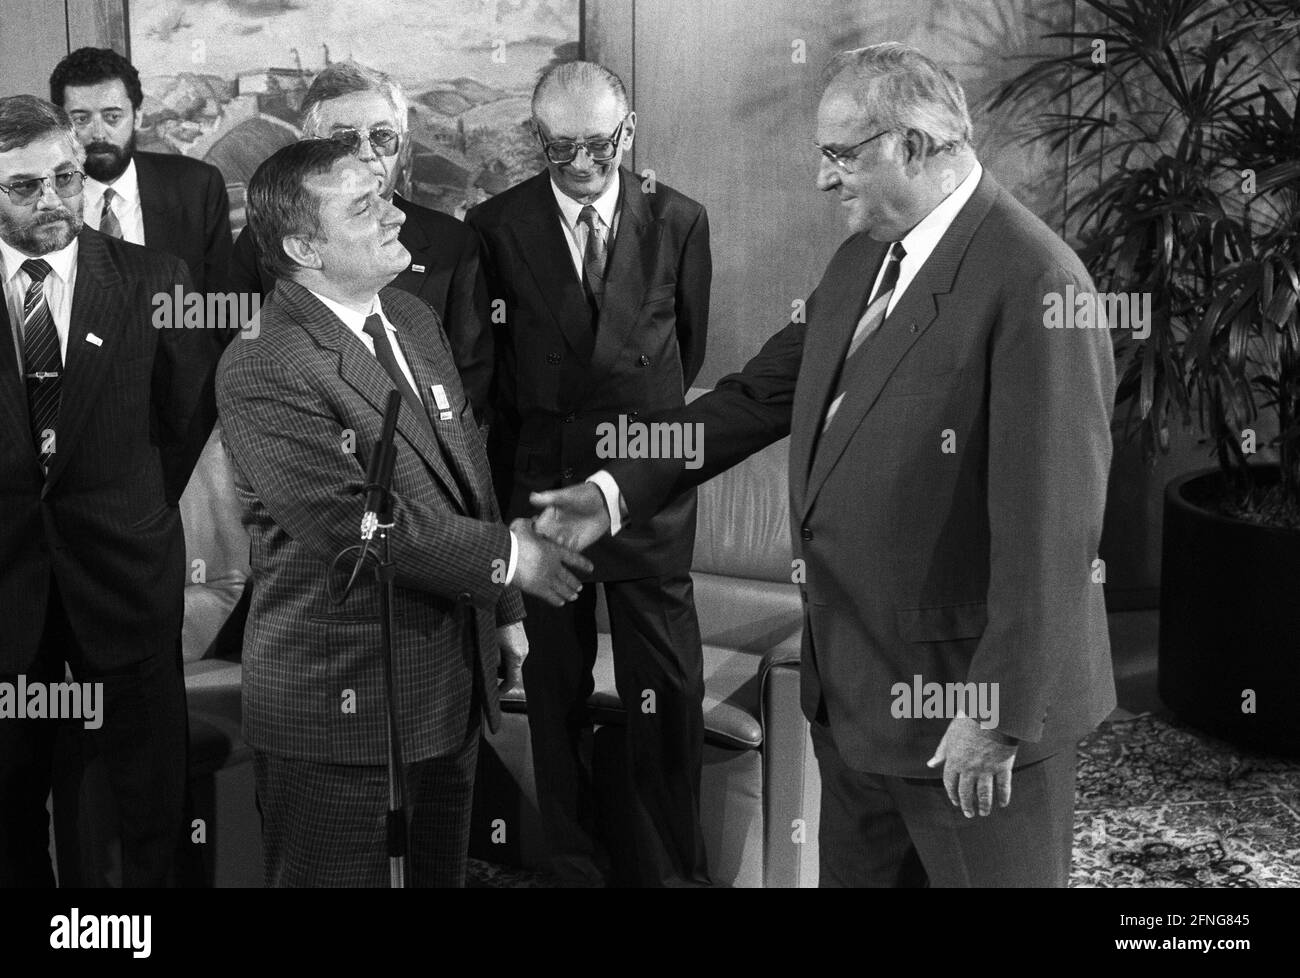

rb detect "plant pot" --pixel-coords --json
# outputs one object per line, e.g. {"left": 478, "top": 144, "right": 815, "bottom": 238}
{"left": 1157, "top": 466, "right": 1300, "bottom": 756}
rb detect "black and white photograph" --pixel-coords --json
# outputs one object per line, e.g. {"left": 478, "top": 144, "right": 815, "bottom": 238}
{"left": 0, "top": 0, "right": 1296, "bottom": 957}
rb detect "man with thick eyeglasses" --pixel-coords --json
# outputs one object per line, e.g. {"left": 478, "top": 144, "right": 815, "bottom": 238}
{"left": 466, "top": 60, "right": 712, "bottom": 887}
{"left": 49, "top": 47, "right": 232, "bottom": 298}
{"left": 225, "top": 61, "right": 493, "bottom": 427}
{"left": 0, "top": 95, "right": 215, "bottom": 887}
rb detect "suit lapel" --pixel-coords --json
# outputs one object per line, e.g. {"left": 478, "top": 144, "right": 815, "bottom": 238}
{"left": 44, "top": 231, "right": 124, "bottom": 493}
{"left": 0, "top": 294, "right": 37, "bottom": 473}
{"left": 803, "top": 173, "right": 1000, "bottom": 513}
{"left": 275, "top": 281, "right": 468, "bottom": 511}
{"left": 589, "top": 172, "right": 658, "bottom": 379}
{"left": 510, "top": 172, "right": 596, "bottom": 363}
{"left": 133, "top": 153, "right": 173, "bottom": 251}
{"left": 387, "top": 194, "right": 434, "bottom": 296}
{"left": 790, "top": 236, "right": 887, "bottom": 506}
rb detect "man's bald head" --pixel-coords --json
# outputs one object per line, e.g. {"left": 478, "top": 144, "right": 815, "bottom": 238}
{"left": 531, "top": 61, "right": 635, "bottom": 205}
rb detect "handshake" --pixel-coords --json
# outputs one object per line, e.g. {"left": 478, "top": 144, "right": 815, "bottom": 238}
{"left": 510, "top": 482, "right": 614, "bottom": 607}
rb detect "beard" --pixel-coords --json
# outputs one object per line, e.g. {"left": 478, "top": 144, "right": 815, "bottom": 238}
{"left": 0, "top": 205, "right": 84, "bottom": 256}
{"left": 82, "top": 131, "right": 135, "bottom": 183}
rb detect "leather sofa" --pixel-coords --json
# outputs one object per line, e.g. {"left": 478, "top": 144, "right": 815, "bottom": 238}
{"left": 470, "top": 389, "right": 821, "bottom": 887}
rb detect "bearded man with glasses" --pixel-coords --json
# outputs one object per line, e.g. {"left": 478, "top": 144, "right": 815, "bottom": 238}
{"left": 226, "top": 61, "right": 493, "bottom": 425}
{"left": 0, "top": 95, "right": 215, "bottom": 887}
{"left": 466, "top": 60, "right": 712, "bottom": 887}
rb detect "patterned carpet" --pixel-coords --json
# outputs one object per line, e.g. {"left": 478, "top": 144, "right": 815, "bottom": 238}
{"left": 1072, "top": 713, "right": 1300, "bottom": 887}
{"left": 469, "top": 713, "right": 1300, "bottom": 887}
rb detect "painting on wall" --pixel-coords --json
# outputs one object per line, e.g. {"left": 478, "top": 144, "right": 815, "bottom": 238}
{"left": 126, "top": 0, "right": 581, "bottom": 228}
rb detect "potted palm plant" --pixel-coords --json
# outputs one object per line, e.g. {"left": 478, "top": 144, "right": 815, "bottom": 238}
{"left": 991, "top": 0, "right": 1300, "bottom": 753}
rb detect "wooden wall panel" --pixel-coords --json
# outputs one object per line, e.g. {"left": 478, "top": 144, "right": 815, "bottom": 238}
{"left": 0, "top": 0, "right": 74, "bottom": 98}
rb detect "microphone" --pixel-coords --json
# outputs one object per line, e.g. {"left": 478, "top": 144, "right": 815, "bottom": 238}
{"left": 360, "top": 390, "right": 402, "bottom": 541}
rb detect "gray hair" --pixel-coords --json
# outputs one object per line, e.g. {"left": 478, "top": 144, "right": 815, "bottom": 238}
{"left": 0, "top": 94, "right": 85, "bottom": 163}
{"left": 821, "top": 43, "right": 973, "bottom": 156}
{"left": 531, "top": 60, "right": 629, "bottom": 121}
{"left": 300, "top": 61, "right": 409, "bottom": 137}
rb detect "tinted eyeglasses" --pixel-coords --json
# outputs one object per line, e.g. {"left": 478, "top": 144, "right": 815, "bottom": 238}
{"left": 0, "top": 171, "right": 86, "bottom": 205}
{"left": 538, "top": 117, "right": 629, "bottom": 165}
{"left": 327, "top": 127, "right": 403, "bottom": 158}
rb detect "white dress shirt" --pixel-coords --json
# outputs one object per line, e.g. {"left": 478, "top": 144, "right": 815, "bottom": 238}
{"left": 308, "top": 287, "right": 519, "bottom": 583}
{"left": 589, "top": 161, "right": 986, "bottom": 535}
{"left": 1, "top": 236, "right": 79, "bottom": 379}
{"left": 551, "top": 170, "right": 621, "bottom": 280}
{"left": 83, "top": 156, "right": 146, "bottom": 245}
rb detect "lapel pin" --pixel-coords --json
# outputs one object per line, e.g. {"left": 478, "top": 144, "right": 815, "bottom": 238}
{"left": 430, "top": 383, "right": 453, "bottom": 420}
{"left": 86, "top": 332, "right": 103, "bottom": 346}
{"left": 411, "top": 263, "right": 426, "bottom": 273}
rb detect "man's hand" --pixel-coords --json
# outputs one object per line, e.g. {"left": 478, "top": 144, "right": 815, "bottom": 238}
{"left": 926, "top": 716, "right": 1019, "bottom": 817}
{"left": 530, "top": 483, "right": 611, "bottom": 551}
{"left": 496, "top": 621, "right": 528, "bottom": 693}
{"left": 510, "top": 517, "right": 593, "bottom": 607}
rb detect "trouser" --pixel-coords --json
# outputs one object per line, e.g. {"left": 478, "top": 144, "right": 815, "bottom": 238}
{"left": 522, "top": 573, "right": 709, "bottom": 887}
{"left": 0, "top": 581, "right": 188, "bottom": 888}
{"left": 254, "top": 705, "right": 481, "bottom": 888}
{"left": 811, "top": 718, "right": 1077, "bottom": 887}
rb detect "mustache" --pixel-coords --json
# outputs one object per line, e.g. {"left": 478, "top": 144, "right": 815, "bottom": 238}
{"left": 85, "top": 141, "right": 124, "bottom": 156}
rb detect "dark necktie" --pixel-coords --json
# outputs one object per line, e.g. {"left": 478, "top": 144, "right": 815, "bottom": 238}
{"left": 822, "top": 241, "right": 907, "bottom": 432}
{"left": 361, "top": 313, "right": 431, "bottom": 435}
{"left": 20, "top": 258, "right": 62, "bottom": 470}
{"left": 99, "top": 187, "right": 123, "bottom": 240}
{"left": 578, "top": 204, "right": 607, "bottom": 312}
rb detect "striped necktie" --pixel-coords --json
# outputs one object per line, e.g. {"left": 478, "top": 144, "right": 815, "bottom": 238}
{"left": 821, "top": 241, "right": 906, "bottom": 432}
{"left": 578, "top": 204, "right": 607, "bottom": 313}
{"left": 20, "top": 258, "right": 62, "bottom": 470}
{"left": 99, "top": 187, "right": 123, "bottom": 239}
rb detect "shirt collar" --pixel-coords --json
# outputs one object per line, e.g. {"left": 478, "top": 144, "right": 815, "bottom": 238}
{"left": 896, "top": 160, "right": 983, "bottom": 260}
{"left": 0, "top": 234, "right": 79, "bottom": 286}
{"left": 84, "top": 156, "right": 140, "bottom": 208}
{"left": 306, "top": 287, "right": 388, "bottom": 334}
{"left": 551, "top": 168, "right": 621, "bottom": 230}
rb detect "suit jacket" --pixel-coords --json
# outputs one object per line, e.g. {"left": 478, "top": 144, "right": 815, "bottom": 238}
{"left": 225, "top": 194, "right": 493, "bottom": 424}
{"left": 466, "top": 169, "right": 711, "bottom": 579}
{"left": 134, "top": 150, "right": 232, "bottom": 296}
{"left": 607, "top": 172, "right": 1117, "bottom": 776}
{"left": 216, "top": 279, "right": 525, "bottom": 765}
{"left": 0, "top": 228, "right": 215, "bottom": 672}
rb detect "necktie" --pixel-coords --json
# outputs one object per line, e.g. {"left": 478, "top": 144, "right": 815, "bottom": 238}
{"left": 20, "top": 259, "right": 62, "bottom": 470}
{"left": 821, "top": 241, "right": 907, "bottom": 432}
{"left": 99, "top": 187, "right": 123, "bottom": 239}
{"left": 361, "top": 313, "right": 430, "bottom": 435}
{"left": 578, "top": 204, "right": 607, "bottom": 312}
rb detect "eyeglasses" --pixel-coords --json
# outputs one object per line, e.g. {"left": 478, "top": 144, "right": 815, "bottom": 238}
{"left": 327, "top": 127, "right": 403, "bottom": 158}
{"left": 538, "top": 117, "right": 629, "bottom": 165}
{"left": 0, "top": 170, "right": 86, "bottom": 205}
{"left": 816, "top": 130, "right": 891, "bottom": 172}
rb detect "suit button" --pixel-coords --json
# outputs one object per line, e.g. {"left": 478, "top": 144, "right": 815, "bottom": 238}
{"left": 802, "top": 527, "right": 813, "bottom": 541}
{"left": 627, "top": 410, "right": 639, "bottom": 419}
{"left": 801, "top": 591, "right": 808, "bottom": 604}
{"left": 562, "top": 467, "right": 574, "bottom": 480}
{"left": 563, "top": 413, "right": 575, "bottom": 423}
{"left": 546, "top": 352, "right": 561, "bottom": 364}
{"left": 637, "top": 355, "right": 650, "bottom": 367}
{"left": 457, "top": 591, "right": 472, "bottom": 604}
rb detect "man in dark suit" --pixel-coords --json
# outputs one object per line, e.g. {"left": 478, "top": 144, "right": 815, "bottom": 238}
{"left": 216, "top": 139, "right": 592, "bottom": 886}
{"left": 534, "top": 43, "right": 1117, "bottom": 887}
{"left": 466, "top": 61, "right": 712, "bottom": 887}
{"left": 49, "top": 47, "right": 231, "bottom": 297}
{"left": 0, "top": 96, "right": 214, "bottom": 887}
{"left": 225, "top": 61, "right": 492, "bottom": 423}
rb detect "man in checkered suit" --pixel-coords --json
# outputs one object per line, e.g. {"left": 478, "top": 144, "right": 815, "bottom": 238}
{"left": 216, "top": 140, "right": 592, "bottom": 887}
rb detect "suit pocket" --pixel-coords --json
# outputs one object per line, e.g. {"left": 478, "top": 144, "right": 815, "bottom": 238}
{"left": 641, "top": 283, "right": 677, "bottom": 304}
{"left": 897, "top": 601, "right": 987, "bottom": 642}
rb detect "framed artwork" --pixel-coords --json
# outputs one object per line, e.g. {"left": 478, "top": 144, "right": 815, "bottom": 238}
{"left": 125, "top": 0, "right": 582, "bottom": 228}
